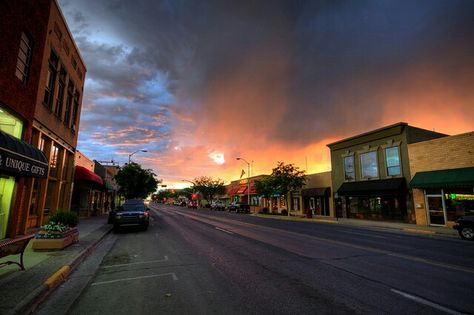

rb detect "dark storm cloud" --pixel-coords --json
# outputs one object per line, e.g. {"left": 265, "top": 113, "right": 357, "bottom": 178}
{"left": 59, "top": 0, "right": 474, "bottom": 178}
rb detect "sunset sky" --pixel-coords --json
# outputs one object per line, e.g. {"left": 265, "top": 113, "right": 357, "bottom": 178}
{"left": 58, "top": 0, "right": 474, "bottom": 188}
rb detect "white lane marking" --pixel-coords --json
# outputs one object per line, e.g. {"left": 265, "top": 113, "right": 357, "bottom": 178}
{"left": 391, "top": 289, "right": 463, "bottom": 315}
{"left": 91, "top": 272, "right": 178, "bottom": 286}
{"left": 215, "top": 227, "right": 234, "bottom": 235}
{"left": 102, "top": 256, "right": 169, "bottom": 269}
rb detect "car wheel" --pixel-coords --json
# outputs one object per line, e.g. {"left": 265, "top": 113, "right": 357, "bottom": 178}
{"left": 459, "top": 227, "right": 474, "bottom": 240}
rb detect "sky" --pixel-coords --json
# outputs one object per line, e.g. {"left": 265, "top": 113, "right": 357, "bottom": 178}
{"left": 58, "top": 0, "right": 474, "bottom": 189}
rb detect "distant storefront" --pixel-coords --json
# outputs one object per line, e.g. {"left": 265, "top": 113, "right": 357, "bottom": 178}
{"left": 408, "top": 132, "right": 474, "bottom": 227}
{"left": 328, "top": 122, "right": 447, "bottom": 223}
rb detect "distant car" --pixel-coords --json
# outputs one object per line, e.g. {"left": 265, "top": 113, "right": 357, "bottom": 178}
{"left": 227, "top": 202, "right": 250, "bottom": 213}
{"left": 453, "top": 215, "right": 474, "bottom": 240}
{"left": 188, "top": 201, "right": 198, "bottom": 209}
{"left": 211, "top": 200, "right": 226, "bottom": 211}
{"left": 113, "top": 199, "right": 150, "bottom": 232}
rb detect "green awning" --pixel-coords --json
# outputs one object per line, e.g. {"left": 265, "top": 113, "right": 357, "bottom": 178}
{"left": 410, "top": 167, "right": 474, "bottom": 188}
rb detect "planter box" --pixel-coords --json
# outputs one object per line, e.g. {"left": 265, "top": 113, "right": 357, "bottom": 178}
{"left": 32, "top": 227, "right": 79, "bottom": 250}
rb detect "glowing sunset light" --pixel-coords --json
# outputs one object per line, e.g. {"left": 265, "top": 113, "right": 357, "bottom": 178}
{"left": 58, "top": 0, "right": 474, "bottom": 188}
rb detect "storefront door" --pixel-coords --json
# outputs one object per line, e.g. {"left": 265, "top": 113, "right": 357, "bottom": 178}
{"left": 426, "top": 194, "right": 446, "bottom": 226}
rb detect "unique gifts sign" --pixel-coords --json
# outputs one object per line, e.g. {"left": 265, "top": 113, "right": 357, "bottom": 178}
{"left": 0, "top": 149, "right": 48, "bottom": 178}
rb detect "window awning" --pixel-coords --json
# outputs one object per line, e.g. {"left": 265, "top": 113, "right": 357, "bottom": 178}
{"left": 410, "top": 167, "right": 474, "bottom": 188}
{"left": 74, "top": 166, "right": 104, "bottom": 185}
{"left": 337, "top": 178, "right": 406, "bottom": 197}
{"left": 302, "top": 187, "right": 331, "bottom": 197}
{"left": 0, "top": 130, "right": 48, "bottom": 178}
{"left": 236, "top": 185, "right": 247, "bottom": 194}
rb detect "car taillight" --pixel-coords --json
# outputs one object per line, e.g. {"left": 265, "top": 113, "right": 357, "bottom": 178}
{"left": 144, "top": 211, "right": 149, "bottom": 217}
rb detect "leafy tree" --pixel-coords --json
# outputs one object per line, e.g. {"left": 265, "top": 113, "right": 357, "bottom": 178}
{"left": 270, "top": 162, "right": 306, "bottom": 215}
{"left": 114, "top": 162, "right": 159, "bottom": 199}
{"left": 254, "top": 176, "right": 275, "bottom": 208}
{"left": 192, "top": 176, "right": 226, "bottom": 202}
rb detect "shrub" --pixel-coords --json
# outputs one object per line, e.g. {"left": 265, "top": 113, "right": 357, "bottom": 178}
{"left": 280, "top": 209, "right": 288, "bottom": 216}
{"left": 48, "top": 209, "right": 78, "bottom": 227}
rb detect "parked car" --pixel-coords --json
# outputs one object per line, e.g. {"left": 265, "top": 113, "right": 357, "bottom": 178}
{"left": 188, "top": 201, "right": 198, "bottom": 209}
{"left": 227, "top": 202, "right": 250, "bottom": 213}
{"left": 211, "top": 200, "right": 226, "bottom": 211}
{"left": 113, "top": 199, "right": 150, "bottom": 232}
{"left": 453, "top": 215, "right": 474, "bottom": 240}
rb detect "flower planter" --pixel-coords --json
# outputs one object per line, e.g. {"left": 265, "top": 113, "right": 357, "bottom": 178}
{"left": 32, "top": 227, "right": 79, "bottom": 250}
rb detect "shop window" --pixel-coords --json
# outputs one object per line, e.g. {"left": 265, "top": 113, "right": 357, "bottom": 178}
{"left": 44, "top": 181, "right": 57, "bottom": 215}
{"left": 444, "top": 189, "right": 474, "bottom": 221}
{"left": 29, "top": 179, "right": 40, "bottom": 215}
{"left": 15, "top": 32, "right": 33, "bottom": 83}
{"left": 385, "top": 146, "right": 401, "bottom": 176}
{"left": 360, "top": 151, "right": 378, "bottom": 179}
{"left": 343, "top": 156, "right": 355, "bottom": 181}
{"left": 0, "top": 107, "right": 23, "bottom": 137}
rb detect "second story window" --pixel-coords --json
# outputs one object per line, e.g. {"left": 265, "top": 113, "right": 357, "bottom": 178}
{"left": 55, "top": 67, "right": 67, "bottom": 118}
{"left": 64, "top": 80, "right": 74, "bottom": 127}
{"left": 71, "top": 91, "right": 80, "bottom": 132}
{"left": 15, "top": 32, "right": 33, "bottom": 83}
{"left": 385, "top": 146, "right": 401, "bottom": 176}
{"left": 360, "top": 151, "right": 378, "bottom": 179}
{"left": 343, "top": 156, "right": 355, "bottom": 181}
{"left": 43, "top": 51, "right": 59, "bottom": 109}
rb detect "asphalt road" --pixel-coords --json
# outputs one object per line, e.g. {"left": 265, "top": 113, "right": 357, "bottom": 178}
{"left": 39, "top": 204, "right": 474, "bottom": 315}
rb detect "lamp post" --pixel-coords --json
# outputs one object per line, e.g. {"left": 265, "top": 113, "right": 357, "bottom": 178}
{"left": 236, "top": 157, "right": 251, "bottom": 211}
{"left": 128, "top": 149, "right": 147, "bottom": 163}
{"left": 182, "top": 179, "right": 197, "bottom": 208}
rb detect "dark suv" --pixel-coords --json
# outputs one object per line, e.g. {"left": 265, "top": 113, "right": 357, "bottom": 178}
{"left": 113, "top": 199, "right": 150, "bottom": 232}
{"left": 227, "top": 202, "right": 250, "bottom": 213}
{"left": 453, "top": 215, "right": 474, "bottom": 240}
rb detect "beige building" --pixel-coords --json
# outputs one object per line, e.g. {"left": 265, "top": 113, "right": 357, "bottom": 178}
{"left": 408, "top": 132, "right": 474, "bottom": 227}
{"left": 301, "top": 171, "right": 333, "bottom": 217}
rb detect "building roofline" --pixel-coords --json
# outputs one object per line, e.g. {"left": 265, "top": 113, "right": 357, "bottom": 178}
{"left": 53, "top": 0, "right": 87, "bottom": 72}
{"left": 326, "top": 122, "right": 409, "bottom": 147}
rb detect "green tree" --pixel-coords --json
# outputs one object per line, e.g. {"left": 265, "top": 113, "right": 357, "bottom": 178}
{"left": 270, "top": 161, "right": 306, "bottom": 216}
{"left": 114, "top": 162, "right": 159, "bottom": 199}
{"left": 254, "top": 176, "right": 274, "bottom": 204}
{"left": 193, "top": 176, "right": 226, "bottom": 202}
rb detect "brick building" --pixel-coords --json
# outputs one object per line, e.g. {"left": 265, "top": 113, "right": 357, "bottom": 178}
{"left": 0, "top": 0, "right": 86, "bottom": 238}
{"left": 409, "top": 132, "right": 474, "bottom": 227}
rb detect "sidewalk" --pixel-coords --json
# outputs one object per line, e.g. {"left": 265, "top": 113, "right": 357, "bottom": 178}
{"left": 252, "top": 213, "right": 459, "bottom": 237}
{"left": 0, "top": 215, "right": 112, "bottom": 315}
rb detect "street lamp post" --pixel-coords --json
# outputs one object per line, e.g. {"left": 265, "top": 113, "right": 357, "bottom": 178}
{"left": 236, "top": 157, "right": 251, "bottom": 212}
{"left": 182, "top": 179, "right": 197, "bottom": 208}
{"left": 128, "top": 149, "right": 147, "bottom": 163}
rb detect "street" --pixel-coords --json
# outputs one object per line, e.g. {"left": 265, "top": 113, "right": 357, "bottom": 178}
{"left": 39, "top": 204, "right": 474, "bottom": 315}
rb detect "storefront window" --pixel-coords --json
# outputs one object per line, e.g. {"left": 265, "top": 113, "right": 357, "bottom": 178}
{"left": 360, "top": 151, "right": 378, "bottom": 179}
{"left": 444, "top": 189, "right": 474, "bottom": 221}
{"left": 347, "top": 196, "right": 406, "bottom": 221}
{"left": 385, "top": 146, "right": 401, "bottom": 176}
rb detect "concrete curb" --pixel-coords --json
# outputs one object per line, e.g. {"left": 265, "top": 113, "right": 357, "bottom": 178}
{"left": 12, "top": 225, "right": 113, "bottom": 315}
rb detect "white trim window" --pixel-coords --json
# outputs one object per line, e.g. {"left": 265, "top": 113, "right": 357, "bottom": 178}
{"left": 343, "top": 155, "right": 355, "bottom": 181}
{"left": 360, "top": 151, "right": 378, "bottom": 179}
{"left": 385, "top": 146, "right": 401, "bottom": 176}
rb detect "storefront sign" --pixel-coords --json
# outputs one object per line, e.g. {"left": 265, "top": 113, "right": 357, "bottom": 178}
{"left": 446, "top": 193, "right": 474, "bottom": 201}
{"left": 0, "top": 150, "right": 48, "bottom": 178}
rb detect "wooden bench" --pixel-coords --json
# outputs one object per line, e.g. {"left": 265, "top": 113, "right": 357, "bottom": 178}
{"left": 0, "top": 234, "right": 35, "bottom": 271}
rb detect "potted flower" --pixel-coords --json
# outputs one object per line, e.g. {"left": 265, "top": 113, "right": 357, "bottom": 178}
{"left": 32, "top": 210, "right": 79, "bottom": 250}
